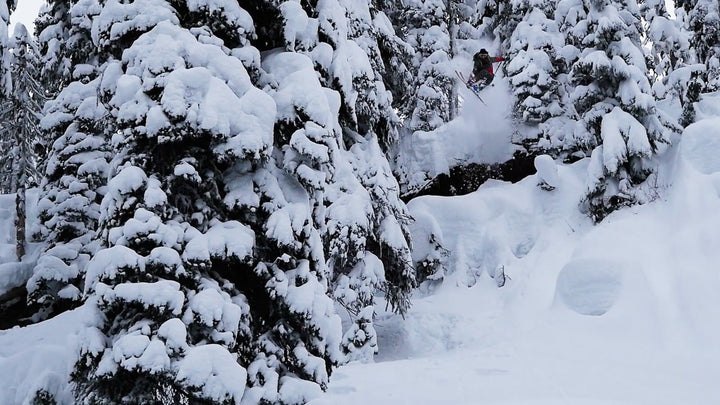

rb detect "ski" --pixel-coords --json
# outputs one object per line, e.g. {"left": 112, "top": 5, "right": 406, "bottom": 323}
{"left": 455, "top": 71, "right": 486, "bottom": 105}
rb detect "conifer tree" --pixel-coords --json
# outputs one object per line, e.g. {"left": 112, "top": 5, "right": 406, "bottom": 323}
{"left": 28, "top": 0, "right": 110, "bottom": 321}
{"left": 506, "top": 1, "right": 568, "bottom": 154}
{"left": 373, "top": 0, "right": 416, "bottom": 125}
{"left": 71, "top": 1, "right": 344, "bottom": 403}
{"left": 493, "top": 0, "right": 524, "bottom": 53}
{"left": 0, "top": 0, "right": 15, "bottom": 94}
{"left": 641, "top": 0, "right": 689, "bottom": 82}
{"left": 0, "top": 24, "right": 44, "bottom": 261}
{"left": 34, "top": 0, "right": 96, "bottom": 96}
{"left": 242, "top": 0, "right": 415, "bottom": 363}
{"left": 388, "top": 0, "right": 483, "bottom": 131}
{"left": 672, "top": 0, "right": 719, "bottom": 125}
{"left": 638, "top": 0, "right": 698, "bottom": 129}
{"left": 555, "top": 0, "right": 587, "bottom": 49}
{"left": 567, "top": 0, "right": 671, "bottom": 221}
{"left": 476, "top": 0, "right": 511, "bottom": 41}
{"left": 677, "top": 0, "right": 720, "bottom": 89}
{"left": 399, "top": 0, "right": 455, "bottom": 132}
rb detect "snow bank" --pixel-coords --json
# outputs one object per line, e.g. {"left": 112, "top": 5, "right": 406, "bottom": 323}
{"left": 176, "top": 344, "right": 247, "bottom": 403}
{"left": 0, "top": 262, "right": 33, "bottom": 296}
{"left": 0, "top": 306, "right": 89, "bottom": 404}
{"left": 315, "top": 101, "right": 720, "bottom": 403}
{"left": 680, "top": 117, "right": 720, "bottom": 174}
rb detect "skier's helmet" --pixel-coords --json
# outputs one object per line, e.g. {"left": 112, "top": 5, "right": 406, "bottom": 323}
{"left": 479, "top": 48, "right": 488, "bottom": 55}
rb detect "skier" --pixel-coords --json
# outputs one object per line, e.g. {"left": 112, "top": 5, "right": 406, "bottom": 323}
{"left": 466, "top": 49, "right": 504, "bottom": 92}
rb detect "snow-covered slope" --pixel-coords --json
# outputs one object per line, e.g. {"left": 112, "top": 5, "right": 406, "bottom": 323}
{"left": 310, "top": 95, "right": 720, "bottom": 404}
{"left": 0, "top": 306, "right": 86, "bottom": 403}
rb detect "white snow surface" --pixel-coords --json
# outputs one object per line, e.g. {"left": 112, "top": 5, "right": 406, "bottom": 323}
{"left": 0, "top": 306, "right": 89, "bottom": 404}
{"left": 310, "top": 95, "right": 720, "bottom": 404}
{"left": 534, "top": 155, "right": 560, "bottom": 189}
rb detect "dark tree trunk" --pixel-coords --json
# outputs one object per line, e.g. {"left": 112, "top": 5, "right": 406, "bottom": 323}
{"left": 15, "top": 186, "right": 25, "bottom": 261}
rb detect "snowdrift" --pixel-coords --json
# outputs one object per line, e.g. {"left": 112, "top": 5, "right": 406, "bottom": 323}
{"left": 311, "top": 96, "right": 720, "bottom": 404}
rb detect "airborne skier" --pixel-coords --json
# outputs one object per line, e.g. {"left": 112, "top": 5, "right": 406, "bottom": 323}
{"left": 467, "top": 48, "right": 505, "bottom": 92}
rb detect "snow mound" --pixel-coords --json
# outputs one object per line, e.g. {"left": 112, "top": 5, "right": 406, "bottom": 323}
{"left": 0, "top": 306, "right": 89, "bottom": 404}
{"left": 680, "top": 117, "right": 720, "bottom": 174}
{"left": 534, "top": 154, "right": 560, "bottom": 189}
{"left": 554, "top": 259, "right": 625, "bottom": 316}
{"left": 0, "top": 262, "right": 33, "bottom": 296}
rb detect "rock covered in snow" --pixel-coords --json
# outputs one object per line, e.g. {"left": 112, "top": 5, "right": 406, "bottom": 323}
{"left": 534, "top": 155, "right": 560, "bottom": 190}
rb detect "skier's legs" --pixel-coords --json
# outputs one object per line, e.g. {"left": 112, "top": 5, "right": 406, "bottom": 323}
{"left": 476, "top": 71, "right": 493, "bottom": 87}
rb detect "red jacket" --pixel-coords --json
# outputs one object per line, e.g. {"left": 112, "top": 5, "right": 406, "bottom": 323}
{"left": 473, "top": 53, "right": 505, "bottom": 77}
{"left": 487, "top": 56, "right": 504, "bottom": 75}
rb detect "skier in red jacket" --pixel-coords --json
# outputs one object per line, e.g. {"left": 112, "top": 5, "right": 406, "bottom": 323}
{"left": 467, "top": 49, "right": 504, "bottom": 90}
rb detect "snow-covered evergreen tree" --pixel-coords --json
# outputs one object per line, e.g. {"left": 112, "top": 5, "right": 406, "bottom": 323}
{"left": 243, "top": 0, "right": 415, "bottom": 363}
{"left": 555, "top": 0, "right": 587, "bottom": 48}
{"left": 70, "top": 1, "right": 346, "bottom": 403}
{"left": 638, "top": 0, "right": 697, "bottom": 129}
{"left": 341, "top": 0, "right": 410, "bottom": 151}
{"left": 388, "top": 0, "right": 490, "bottom": 194}
{"left": 493, "top": 0, "right": 525, "bottom": 54}
{"left": 506, "top": 1, "right": 568, "bottom": 154}
{"left": 476, "top": 0, "right": 512, "bottom": 43}
{"left": 28, "top": 0, "right": 110, "bottom": 321}
{"left": 389, "top": 0, "right": 483, "bottom": 131}
{"left": 0, "top": 24, "right": 44, "bottom": 261}
{"left": 670, "top": 0, "right": 719, "bottom": 126}
{"left": 395, "top": 0, "right": 455, "bottom": 132}
{"left": 34, "top": 1, "right": 71, "bottom": 95}
{"left": 373, "top": 0, "right": 422, "bottom": 123}
{"left": 641, "top": 0, "right": 689, "bottom": 82}
{"left": 0, "top": 0, "right": 15, "bottom": 94}
{"left": 567, "top": 0, "right": 672, "bottom": 221}
{"left": 35, "top": 0, "right": 99, "bottom": 96}
{"left": 677, "top": 0, "right": 720, "bottom": 90}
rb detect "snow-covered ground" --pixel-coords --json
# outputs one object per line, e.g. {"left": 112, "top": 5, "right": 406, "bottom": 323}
{"left": 309, "top": 94, "right": 720, "bottom": 404}
{"left": 0, "top": 306, "right": 84, "bottom": 403}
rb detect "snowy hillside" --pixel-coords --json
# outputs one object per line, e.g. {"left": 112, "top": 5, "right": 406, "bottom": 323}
{"left": 310, "top": 93, "right": 720, "bottom": 404}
